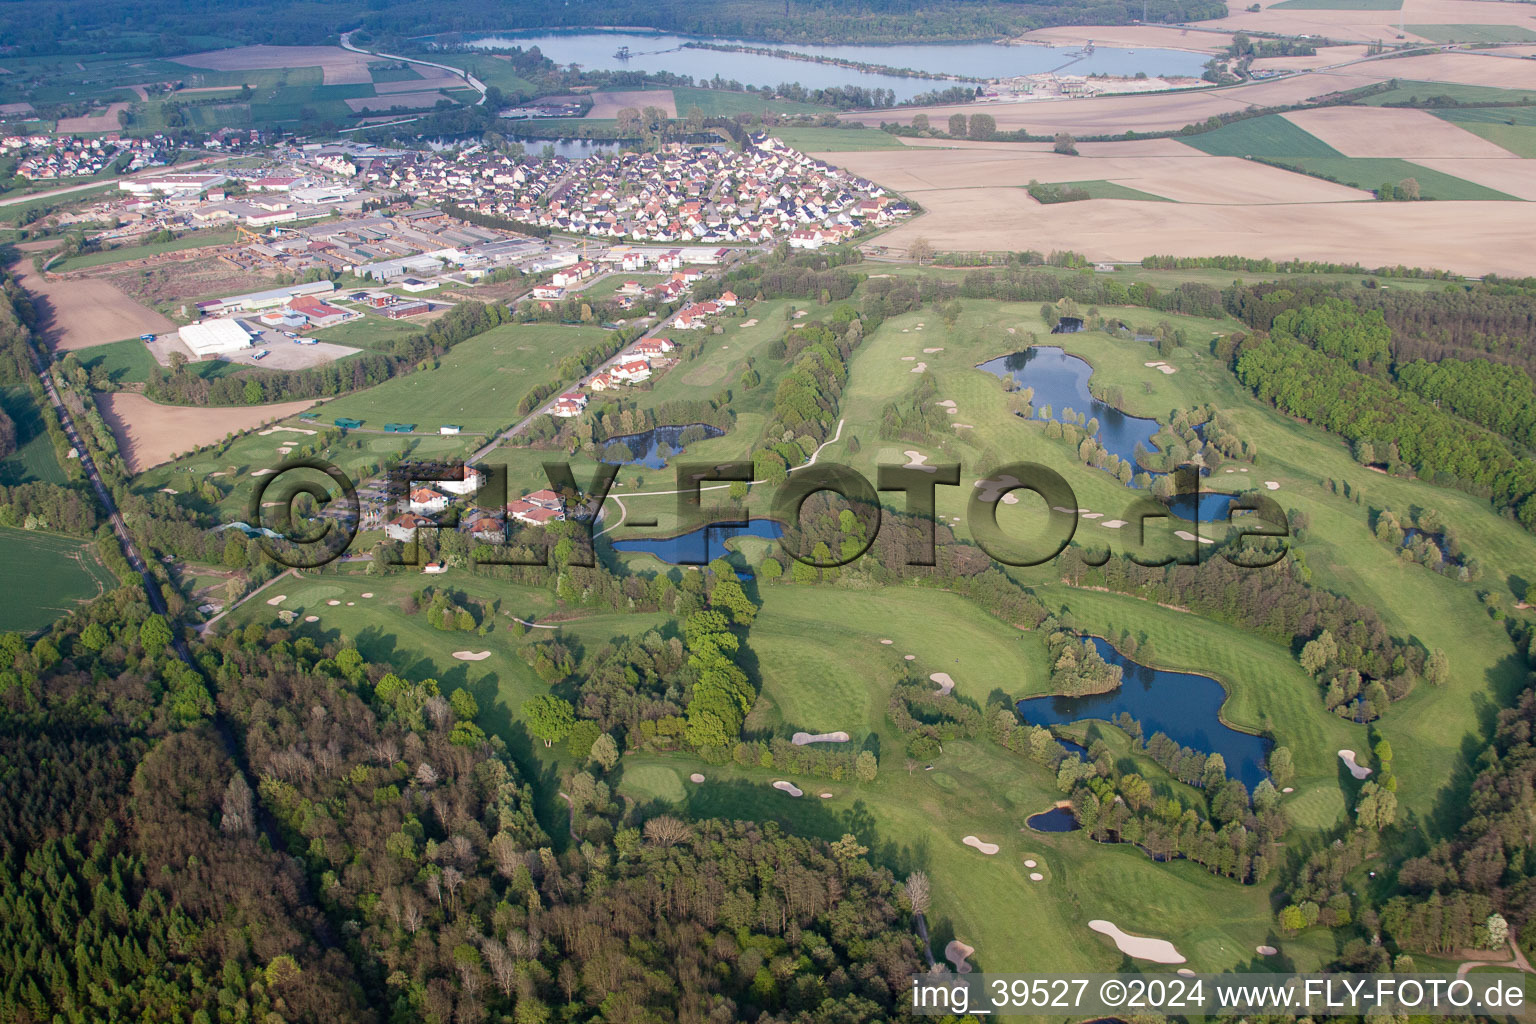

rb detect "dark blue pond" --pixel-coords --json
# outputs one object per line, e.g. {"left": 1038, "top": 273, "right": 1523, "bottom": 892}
{"left": 611, "top": 517, "right": 784, "bottom": 565}
{"left": 978, "top": 347, "right": 1238, "bottom": 524}
{"left": 1017, "top": 637, "right": 1271, "bottom": 790}
{"left": 1027, "top": 806, "right": 1081, "bottom": 832}
{"left": 599, "top": 423, "right": 725, "bottom": 470}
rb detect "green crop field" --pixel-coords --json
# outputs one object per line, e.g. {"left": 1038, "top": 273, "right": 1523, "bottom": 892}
{"left": 315, "top": 321, "right": 612, "bottom": 434}
{"left": 0, "top": 385, "right": 65, "bottom": 486}
{"left": 1272, "top": 156, "right": 1520, "bottom": 199}
{"left": 1034, "top": 179, "right": 1176, "bottom": 202}
{"left": 0, "top": 527, "right": 115, "bottom": 633}
{"left": 764, "top": 125, "right": 910, "bottom": 151}
{"left": 669, "top": 85, "right": 835, "bottom": 116}
{"left": 1432, "top": 107, "right": 1536, "bottom": 155}
{"left": 1365, "top": 81, "right": 1536, "bottom": 106}
{"left": 1405, "top": 23, "right": 1536, "bottom": 42}
{"left": 1178, "top": 113, "right": 1342, "bottom": 158}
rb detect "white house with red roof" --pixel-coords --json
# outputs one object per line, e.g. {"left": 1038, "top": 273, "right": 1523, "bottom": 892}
{"left": 589, "top": 371, "right": 619, "bottom": 391}
{"left": 611, "top": 359, "right": 652, "bottom": 383}
{"left": 439, "top": 467, "right": 485, "bottom": 496}
{"left": 524, "top": 489, "right": 564, "bottom": 511}
{"left": 408, "top": 487, "right": 449, "bottom": 514}
{"left": 551, "top": 394, "right": 586, "bottom": 418}
{"left": 385, "top": 513, "right": 435, "bottom": 541}
{"left": 631, "top": 337, "right": 675, "bottom": 358}
{"left": 718, "top": 290, "right": 738, "bottom": 307}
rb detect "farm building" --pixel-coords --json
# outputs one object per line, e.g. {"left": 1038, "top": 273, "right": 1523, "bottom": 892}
{"left": 439, "top": 425, "right": 462, "bottom": 435}
{"left": 178, "top": 319, "right": 253, "bottom": 357}
{"left": 334, "top": 417, "right": 364, "bottom": 429}
{"left": 382, "top": 423, "right": 416, "bottom": 433}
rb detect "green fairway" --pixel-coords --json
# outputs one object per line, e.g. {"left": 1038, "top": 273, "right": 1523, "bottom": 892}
{"left": 315, "top": 321, "right": 612, "bottom": 434}
{"left": 1273, "top": 156, "right": 1520, "bottom": 199}
{"left": 1405, "top": 23, "right": 1536, "bottom": 42}
{"left": 765, "top": 125, "right": 910, "bottom": 151}
{"left": 1179, "top": 113, "right": 1343, "bottom": 158}
{"left": 0, "top": 527, "right": 115, "bottom": 633}
{"left": 606, "top": 582, "right": 1342, "bottom": 974}
{"left": 0, "top": 386, "right": 65, "bottom": 486}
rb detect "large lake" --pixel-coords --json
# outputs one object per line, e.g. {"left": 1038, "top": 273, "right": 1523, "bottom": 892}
{"left": 452, "top": 31, "right": 1209, "bottom": 102}
{"left": 1017, "top": 637, "right": 1271, "bottom": 790}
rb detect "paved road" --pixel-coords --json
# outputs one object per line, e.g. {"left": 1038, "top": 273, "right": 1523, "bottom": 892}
{"left": 340, "top": 31, "right": 488, "bottom": 105}
{"left": 0, "top": 155, "right": 231, "bottom": 209}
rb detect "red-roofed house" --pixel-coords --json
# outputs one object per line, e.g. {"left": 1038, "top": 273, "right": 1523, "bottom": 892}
{"left": 408, "top": 487, "right": 449, "bottom": 514}
{"left": 525, "top": 489, "right": 564, "bottom": 511}
{"left": 718, "top": 290, "right": 738, "bottom": 307}
{"left": 589, "top": 372, "right": 618, "bottom": 391}
{"left": 631, "top": 338, "right": 674, "bottom": 358}
{"left": 385, "top": 513, "right": 434, "bottom": 541}
{"left": 611, "top": 359, "right": 652, "bottom": 383}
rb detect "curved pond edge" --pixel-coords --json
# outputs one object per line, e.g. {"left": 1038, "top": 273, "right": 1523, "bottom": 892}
{"left": 1015, "top": 633, "right": 1274, "bottom": 782}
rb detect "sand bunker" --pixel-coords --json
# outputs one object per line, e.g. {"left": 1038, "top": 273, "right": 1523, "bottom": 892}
{"left": 901, "top": 355, "right": 916, "bottom": 360}
{"left": 1101, "top": 520, "right": 1127, "bottom": 529}
{"left": 953, "top": 423, "right": 974, "bottom": 429}
{"left": 1339, "top": 749, "right": 1372, "bottom": 780}
{"left": 880, "top": 638, "right": 893, "bottom": 644}
{"left": 1145, "top": 361, "right": 1165, "bottom": 368}
{"left": 820, "top": 792, "right": 833, "bottom": 799}
{"left": 1178, "top": 968, "right": 1196, "bottom": 977}
{"left": 452, "top": 650, "right": 491, "bottom": 661}
{"left": 326, "top": 600, "right": 341, "bottom": 606}
{"left": 930, "top": 672, "right": 955, "bottom": 696}
{"left": 1265, "top": 481, "right": 1280, "bottom": 490}
{"left": 689, "top": 773, "right": 705, "bottom": 783}
{"left": 1175, "top": 530, "right": 1215, "bottom": 544}
{"left": 741, "top": 318, "right": 758, "bottom": 327}
{"left": 1159, "top": 366, "right": 1177, "bottom": 374}
{"left": 1282, "top": 787, "right": 1295, "bottom": 793}
{"left": 1082, "top": 512, "right": 1103, "bottom": 519}
{"left": 265, "top": 594, "right": 287, "bottom": 606}
{"left": 1030, "top": 872, "right": 1044, "bottom": 881}
{"left": 903, "top": 450, "right": 938, "bottom": 473}
{"left": 361, "top": 592, "right": 373, "bottom": 598}
{"left": 904, "top": 654, "right": 916, "bottom": 661}
{"left": 910, "top": 362, "right": 927, "bottom": 373}
{"left": 923, "top": 347, "right": 944, "bottom": 353}
{"left": 304, "top": 615, "right": 319, "bottom": 622}
{"left": 945, "top": 940, "right": 975, "bottom": 973}
{"left": 792, "top": 731, "right": 851, "bottom": 745}
{"left": 250, "top": 469, "right": 275, "bottom": 477}
{"left": 1024, "top": 859, "right": 1037, "bottom": 868}
{"left": 257, "top": 425, "right": 317, "bottom": 436}
{"left": 936, "top": 399, "right": 956, "bottom": 408}
{"left": 1257, "top": 945, "right": 1279, "bottom": 956}
{"left": 963, "top": 835, "right": 999, "bottom": 855}
{"left": 1088, "top": 921, "right": 1186, "bottom": 964}
{"left": 772, "top": 780, "right": 803, "bottom": 797}
{"left": 974, "top": 474, "right": 1023, "bottom": 503}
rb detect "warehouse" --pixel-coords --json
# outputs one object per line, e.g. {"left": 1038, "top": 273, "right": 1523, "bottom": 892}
{"left": 179, "top": 319, "right": 254, "bottom": 357}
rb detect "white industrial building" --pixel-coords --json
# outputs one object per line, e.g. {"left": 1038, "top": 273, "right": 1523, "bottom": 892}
{"left": 179, "top": 319, "right": 254, "bottom": 357}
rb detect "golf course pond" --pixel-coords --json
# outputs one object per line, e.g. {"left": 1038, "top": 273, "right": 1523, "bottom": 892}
{"left": 610, "top": 517, "right": 784, "bottom": 564}
{"left": 1017, "top": 637, "right": 1271, "bottom": 790}
{"left": 978, "top": 346, "right": 1238, "bottom": 522}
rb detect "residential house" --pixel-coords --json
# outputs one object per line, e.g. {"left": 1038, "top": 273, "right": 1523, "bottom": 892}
{"left": 408, "top": 487, "right": 449, "bottom": 514}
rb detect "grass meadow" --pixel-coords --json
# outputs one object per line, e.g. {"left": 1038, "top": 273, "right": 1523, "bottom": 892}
{"left": 0, "top": 527, "right": 116, "bottom": 633}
